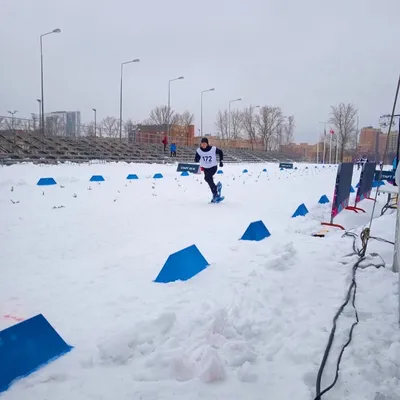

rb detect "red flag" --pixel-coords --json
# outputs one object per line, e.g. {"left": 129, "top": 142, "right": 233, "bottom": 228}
{"left": 329, "top": 129, "right": 334, "bottom": 134}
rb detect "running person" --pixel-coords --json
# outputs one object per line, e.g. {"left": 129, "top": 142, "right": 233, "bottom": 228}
{"left": 194, "top": 137, "right": 224, "bottom": 202}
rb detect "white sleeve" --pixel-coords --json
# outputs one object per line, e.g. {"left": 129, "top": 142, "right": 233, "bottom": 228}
{"left": 396, "top": 165, "right": 400, "bottom": 187}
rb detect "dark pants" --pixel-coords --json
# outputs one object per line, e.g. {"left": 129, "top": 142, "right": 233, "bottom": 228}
{"left": 204, "top": 165, "right": 218, "bottom": 196}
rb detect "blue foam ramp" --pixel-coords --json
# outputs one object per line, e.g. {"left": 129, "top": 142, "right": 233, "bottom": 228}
{"left": 0, "top": 314, "right": 73, "bottom": 393}
{"left": 154, "top": 245, "right": 209, "bottom": 283}
{"left": 263, "top": 168, "right": 267, "bottom": 172}
{"left": 37, "top": 177, "right": 56, "bottom": 186}
{"left": 318, "top": 195, "right": 330, "bottom": 204}
{"left": 180, "top": 171, "right": 189, "bottom": 176}
{"left": 280, "top": 168, "right": 284, "bottom": 171}
{"left": 90, "top": 175, "right": 105, "bottom": 182}
{"left": 153, "top": 173, "right": 163, "bottom": 179}
{"left": 240, "top": 220, "right": 271, "bottom": 241}
{"left": 217, "top": 170, "right": 223, "bottom": 174}
{"left": 350, "top": 185, "right": 355, "bottom": 193}
{"left": 126, "top": 174, "right": 139, "bottom": 180}
{"left": 292, "top": 203, "right": 309, "bottom": 218}
{"left": 242, "top": 169, "right": 248, "bottom": 173}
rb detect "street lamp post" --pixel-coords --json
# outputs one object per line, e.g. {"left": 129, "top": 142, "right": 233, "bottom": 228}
{"left": 201, "top": 88, "right": 215, "bottom": 136}
{"left": 119, "top": 58, "right": 140, "bottom": 140}
{"left": 40, "top": 28, "right": 61, "bottom": 136}
{"left": 247, "top": 105, "right": 259, "bottom": 150}
{"left": 167, "top": 76, "right": 184, "bottom": 140}
{"left": 92, "top": 108, "right": 97, "bottom": 137}
{"left": 7, "top": 110, "right": 18, "bottom": 130}
{"left": 228, "top": 98, "right": 242, "bottom": 138}
{"left": 318, "top": 121, "right": 327, "bottom": 164}
{"left": 36, "top": 99, "right": 42, "bottom": 132}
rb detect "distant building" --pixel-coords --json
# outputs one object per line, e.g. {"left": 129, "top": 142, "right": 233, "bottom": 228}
{"left": 45, "top": 111, "right": 81, "bottom": 137}
{"left": 130, "top": 123, "right": 195, "bottom": 146}
{"left": 357, "top": 126, "right": 397, "bottom": 161}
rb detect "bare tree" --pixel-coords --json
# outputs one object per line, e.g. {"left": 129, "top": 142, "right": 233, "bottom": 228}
{"left": 241, "top": 108, "right": 257, "bottom": 150}
{"left": 283, "top": 115, "right": 295, "bottom": 145}
{"left": 85, "top": 122, "right": 96, "bottom": 137}
{"left": 215, "top": 110, "right": 229, "bottom": 141}
{"left": 230, "top": 109, "right": 243, "bottom": 139}
{"left": 255, "top": 106, "right": 284, "bottom": 151}
{"left": 46, "top": 115, "right": 65, "bottom": 136}
{"left": 177, "top": 110, "right": 194, "bottom": 127}
{"left": 329, "top": 103, "right": 358, "bottom": 162}
{"left": 100, "top": 116, "right": 119, "bottom": 138}
{"left": 148, "top": 105, "right": 180, "bottom": 126}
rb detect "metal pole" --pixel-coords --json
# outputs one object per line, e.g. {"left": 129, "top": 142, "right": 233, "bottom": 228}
{"left": 228, "top": 98, "right": 242, "bottom": 139}
{"left": 329, "top": 132, "right": 332, "bottom": 164}
{"left": 167, "top": 80, "right": 171, "bottom": 139}
{"left": 201, "top": 91, "right": 203, "bottom": 136}
{"left": 119, "top": 63, "right": 123, "bottom": 140}
{"left": 39, "top": 29, "right": 61, "bottom": 137}
{"left": 396, "top": 116, "right": 400, "bottom": 171}
{"left": 201, "top": 88, "right": 215, "bottom": 137}
{"left": 40, "top": 35, "right": 44, "bottom": 136}
{"left": 93, "top": 108, "right": 97, "bottom": 137}
{"left": 228, "top": 101, "right": 231, "bottom": 139}
{"left": 37, "top": 99, "right": 41, "bottom": 132}
{"left": 167, "top": 76, "right": 184, "bottom": 140}
{"left": 119, "top": 58, "right": 140, "bottom": 141}
{"left": 335, "top": 132, "right": 339, "bottom": 163}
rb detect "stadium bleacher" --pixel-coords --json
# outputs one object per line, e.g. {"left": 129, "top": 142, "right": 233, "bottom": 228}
{"left": 0, "top": 133, "right": 301, "bottom": 165}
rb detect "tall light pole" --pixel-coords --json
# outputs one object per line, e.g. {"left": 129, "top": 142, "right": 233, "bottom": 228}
{"left": 228, "top": 98, "right": 242, "bottom": 138}
{"left": 249, "top": 104, "right": 260, "bottom": 112}
{"left": 36, "top": 99, "right": 42, "bottom": 131}
{"left": 201, "top": 88, "right": 215, "bottom": 136}
{"left": 167, "top": 76, "right": 184, "bottom": 139}
{"left": 318, "top": 121, "right": 327, "bottom": 164}
{"left": 40, "top": 28, "right": 61, "bottom": 136}
{"left": 119, "top": 58, "right": 140, "bottom": 140}
{"left": 7, "top": 110, "right": 18, "bottom": 131}
{"left": 92, "top": 108, "right": 97, "bottom": 137}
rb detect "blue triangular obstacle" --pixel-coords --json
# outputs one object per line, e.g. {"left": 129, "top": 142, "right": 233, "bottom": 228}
{"left": 318, "top": 195, "right": 330, "bottom": 204}
{"left": 242, "top": 169, "right": 248, "bottom": 173}
{"left": 356, "top": 182, "right": 359, "bottom": 188}
{"left": 0, "top": 314, "right": 73, "bottom": 393}
{"left": 240, "top": 220, "right": 271, "bottom": 241}
{"left": 350, "top": 185, "right": 355, "bottom": 193}
{"left": 180, "top": 171, "right": 189, "bottom": 176}
{"left": 263, "top": 168, "right": 267, "bottom": 172}
{"left": 90, "top": 175, "right": 105, "bottom": 182}
{"left": 292, "top": 203, "right": 309, "bottom": 218}
{"left": 217, "top": 170, "right": 223, "bottom": 174}
{"left": 37, "top": 177, "right": 56, "bottom": 186}
{"left": 154, "top": 245, "right": 209, "bottom": 283}
{"left": 126, "top": 174, "right": 139, "bottom": 180}
{"left": 280, "top": 168, "right": 284, "bottom": 171}
{"left": 153, "top": 173, "right": 163, "bottom": 179}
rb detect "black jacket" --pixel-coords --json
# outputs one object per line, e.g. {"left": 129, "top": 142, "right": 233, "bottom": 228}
{"left": 194, "top": 145, "right": 223, "bottom": 163}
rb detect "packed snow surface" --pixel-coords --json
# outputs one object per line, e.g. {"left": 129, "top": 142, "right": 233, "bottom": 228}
{"left": 0, "top": 162, "right": 399, "bottom": 400}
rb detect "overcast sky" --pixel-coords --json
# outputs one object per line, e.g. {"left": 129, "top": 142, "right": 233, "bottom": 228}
{"left": 1, "top": 0, "right": 400, "bottom": 143}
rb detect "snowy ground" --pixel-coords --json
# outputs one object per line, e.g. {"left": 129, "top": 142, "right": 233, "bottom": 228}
{"left": 0, "top": 161, "right": 399, "bottom": 400}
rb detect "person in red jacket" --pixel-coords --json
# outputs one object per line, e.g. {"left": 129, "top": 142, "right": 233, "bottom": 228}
{"left": 162, "top": 135, "right": 168, "bottom": 152}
